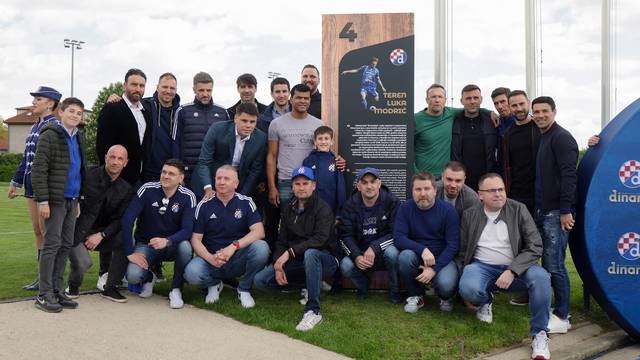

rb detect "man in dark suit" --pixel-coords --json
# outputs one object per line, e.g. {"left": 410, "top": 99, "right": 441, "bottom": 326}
{"left": 96, "top": 68, "right": 152, "bottom": 186}
{"left": 195, "top": 102, "right": 267, "bottom": 200}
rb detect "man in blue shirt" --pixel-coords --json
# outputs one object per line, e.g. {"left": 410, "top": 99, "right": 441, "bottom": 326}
{"left": 184, "top": 165, "right": 268, "bottom": 308}
{"left": 122, "top": 159, "right": 196, "bottom": 309}
{"left": 394, "top": 172, "right": 460, "bottom": 313}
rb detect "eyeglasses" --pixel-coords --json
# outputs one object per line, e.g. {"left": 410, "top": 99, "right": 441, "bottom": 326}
{"left": 478, "top": 188, "right": 505, "bottom": 194}
{"left": 158, "top": 197, "right": 169, "bottom": 215}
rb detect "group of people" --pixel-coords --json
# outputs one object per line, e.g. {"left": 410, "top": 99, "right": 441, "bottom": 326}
{"left": 9, "top": 63, "right": 585, "bottom": 360}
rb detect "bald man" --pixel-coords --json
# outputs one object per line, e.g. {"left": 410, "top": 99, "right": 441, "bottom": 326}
{"left": 65, "top": 145, "right": 134, "bottom": 302}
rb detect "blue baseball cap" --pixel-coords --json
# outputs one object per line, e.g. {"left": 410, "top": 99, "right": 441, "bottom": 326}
{"left": 291, "top": 166, "right": 315, "bottom": 181}
{"left": 356, "top": 167, "right": 381, "bottom": 181}
{"left": 30, "top": 86, "right": 62, "bottom": 102}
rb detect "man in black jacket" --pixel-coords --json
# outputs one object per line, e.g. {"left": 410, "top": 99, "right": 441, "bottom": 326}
{"left": 339, "top": 168, "right": 400, "bottom": 303}
{"left": 451, "top": 84, "right": 499, "bottom": 191}
{"left": 65, "top": 145, "right": 132, "bottom": 302}
{"left": 254, "top": 166, "right": 337, "bottom": 331}
{"left": 532, "top": 96, "right": 578, "bottom": 333}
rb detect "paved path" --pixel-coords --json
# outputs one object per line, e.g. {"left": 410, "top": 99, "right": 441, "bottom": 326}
{"left": 0, "top": 294, "right": 350, "bottom": 360}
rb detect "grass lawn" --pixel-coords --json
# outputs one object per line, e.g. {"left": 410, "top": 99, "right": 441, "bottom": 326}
{"left": 0, "top": 182, "right": 614, "bottom": 359}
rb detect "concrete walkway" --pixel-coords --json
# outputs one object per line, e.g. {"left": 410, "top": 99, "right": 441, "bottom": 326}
{"left": 0, "top": 294, "right": 350, "bottom": 360}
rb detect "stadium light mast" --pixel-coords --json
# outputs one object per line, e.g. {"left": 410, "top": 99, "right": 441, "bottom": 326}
{"left": 602, "top": 0, "right": 613, "bottom": 127}
{"left": 525, "top": 0, "right": 540, "bottom": 99}
{"left": 434, "top": 0, "right": 452, "bottom": 104}
{"left": 63, "top": 39, "right": 85, "bottom": 97}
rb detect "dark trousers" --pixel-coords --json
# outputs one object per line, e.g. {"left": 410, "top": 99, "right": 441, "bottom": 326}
{"left": 68, "top": 231, "right": 127, "bottom": 290}
{"left": 39, "top": 199, "right": 77, "bottom": 296}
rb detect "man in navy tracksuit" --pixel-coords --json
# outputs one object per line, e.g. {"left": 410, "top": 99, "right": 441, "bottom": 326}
{"left": 302, "top": 126, "right": 346, "bottom": 217}
{"left": 339, "top": 168, "right": 401, "bottom": 303}
{"left": 394, "top": 172, "right": 460, "bottom": 314}
{"left": 172, "top": 72, "right": 229, "bottom": 189}
{"left": 122, "top": 159, "right": 196, "bottom": 309}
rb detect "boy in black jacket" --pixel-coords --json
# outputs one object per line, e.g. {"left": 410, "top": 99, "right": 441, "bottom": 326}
{"left": 339, "top": 168, "right": 401, "bottom": 303}
{"left": 32, "top": 97, "right": 86, "bottom": 312}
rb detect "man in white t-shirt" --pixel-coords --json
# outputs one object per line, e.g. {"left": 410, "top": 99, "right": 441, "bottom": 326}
{"left": 456, "top": 173, "right": 553, "bottom": 360}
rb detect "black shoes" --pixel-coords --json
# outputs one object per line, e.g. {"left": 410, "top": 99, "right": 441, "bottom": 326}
{"left": 23, "top": 278, "right": 39, "bottom": 291}
{"left": 56, "top": 292, "right": 79, "bottom": 309}
{"left": 65, "top": 284, "right": 80, "bottom": 299}
{"left": 34, "top": 294, "right": 62, "bottom": 313}
{"left": 101, "top": 287, "right": 128, "bottom": 303}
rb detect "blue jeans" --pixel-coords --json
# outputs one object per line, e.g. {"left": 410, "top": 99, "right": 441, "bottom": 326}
{"left": 459, "top": 261, "right": 551, "bottom": 336}
{"left": 397, "top": 249, "right": 458, "bottom": 299}
{"left": 184, "top": 240, "right": 270, "bottom": 292}
{"left": 254, "top": 248, "right": 338, "bottom": 314}
{"left": 340, "top": 245, "right": 399, "bottom": 294}
{"left": 277, "top": 179, "right": 292, "bottom": 204}
{"left": 535, "top": 209, "right": 570, "bottom": 319}
{"left": 126, "top": 241, "right": 192, "bottom": 290}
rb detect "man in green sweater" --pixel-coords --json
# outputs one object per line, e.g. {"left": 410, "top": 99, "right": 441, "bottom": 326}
{"left": 414, "top": 84, "right": 498, "bottom": 179}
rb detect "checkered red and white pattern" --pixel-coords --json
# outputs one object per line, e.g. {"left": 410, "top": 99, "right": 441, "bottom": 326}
{"left": 619, "top": 160, "right": 640, "bottom": 183}
{"left": 617, "top": 232, "right": 639, "bottom": 256}
{"left": 389, "top": 48, "right": 406, "bottom": 65}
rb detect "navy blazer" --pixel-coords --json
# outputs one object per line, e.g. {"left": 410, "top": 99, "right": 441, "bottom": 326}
{"left": 194, "top": 120, "right": 267, "bottom": 198}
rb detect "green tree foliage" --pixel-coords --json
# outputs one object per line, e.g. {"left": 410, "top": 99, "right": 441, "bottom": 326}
{"left": 84, "top": 82, "right": 124, "bottom": 165}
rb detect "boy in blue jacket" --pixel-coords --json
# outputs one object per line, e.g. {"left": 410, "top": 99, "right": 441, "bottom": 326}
{"left": 302, "top": 126, "right": 346, "bottom": 217}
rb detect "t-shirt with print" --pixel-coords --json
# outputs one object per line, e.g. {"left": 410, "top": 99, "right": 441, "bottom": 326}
{"left": 268, "top": 112, "right": 323, "bottom": 180}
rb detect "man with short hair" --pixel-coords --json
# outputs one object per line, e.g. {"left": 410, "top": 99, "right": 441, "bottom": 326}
{"left": 457, "top": 173, "right": 552, "bottom": 360}
{"left": 122, "top": 159, "right": 196, "bottom": 309}
{"left": 339, "top": 168, "right": 401, "bottom": 303}
{"left": 451, "top": 84, "right": 499, "bottom": 191}
{"left": 301, "top": 65, "right": 322, "bottom": 119}
{"left": 257, "top": 77, "right": 291, "bottom": 133}
{"left": 491, "top": 87, "right": 516, "bottom": 136}
{"left": 532, "top": 96, "right": 578, "bottom": 333}
{"left": 254, "top": 167, "right": 337, "bottom": 331}
{"left": 503, "top": 90, "right": 540, "bottom": 215}
{"left": 172, "top": 72, "right": 229, "bottom": 188}
{"left": 66, "top": 145, "right": 132, "bottom": 302}
{"left": 227, "top": 73, "right": 268, "bottom": 119}
{"left": 266, "top": 84, "right": 323, "bottom": 207}
{"left": 414, "top": 84, "right": 497, "bottom": 179}
{"left": 97, "top": 68, "right": 152, "bottom": 185}
{"left": 184, "top": 165, "right": 269, "bottom": 308}
{"left": 394, "top": 172, "right": 460, "bottom": 313}
{"left": 195, "top": 102, "right": 266, "bottom": 200}
{"left": 435, "top": 161, "right": 480, "bottom": 218}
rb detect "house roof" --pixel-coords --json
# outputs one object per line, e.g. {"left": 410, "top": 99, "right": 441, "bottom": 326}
{"left": 3, "top": 107, "right": 39, "bottom": 125}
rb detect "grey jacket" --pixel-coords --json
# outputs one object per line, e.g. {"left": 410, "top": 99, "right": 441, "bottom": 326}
{"left": 456, "top": 198, "right": 542, "bottom": 276}
{"left": 435, "top": 180, "right": 480, "bottom": 218}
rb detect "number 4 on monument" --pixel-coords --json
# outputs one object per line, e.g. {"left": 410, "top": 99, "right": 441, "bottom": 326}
{"left": 339, "top": 22, "right": 358, "bottom": 42}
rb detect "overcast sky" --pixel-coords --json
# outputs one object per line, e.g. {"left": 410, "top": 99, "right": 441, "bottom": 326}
{"left": 1, "top": 0, "right": 638, "bottom": 147}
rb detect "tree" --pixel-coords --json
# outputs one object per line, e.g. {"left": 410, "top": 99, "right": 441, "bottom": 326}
{"left": 84, "top": 82, "right": 123, "bottom": 165}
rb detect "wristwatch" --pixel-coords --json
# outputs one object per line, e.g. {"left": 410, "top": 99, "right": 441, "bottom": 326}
{"left": 166, "top": 239, "right": 173, "bottom": 248}
{"left": 232, "top": 240, "right": 240, "bottom": 250}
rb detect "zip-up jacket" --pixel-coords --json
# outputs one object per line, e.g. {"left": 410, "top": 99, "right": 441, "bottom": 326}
{"left": 227, "top": 99, "right": 267, "bottom": 120}
{"left": 256, "top": 101, "right": 290, "bottom": 134}
{"left": 172, "top": 97, "right": 229, "bottom": 174}
{"left": 451, "top": 111, "right": 499, "bottom": 174}
{"left": 435, "top": 180, "right": 480, "bottom": 218}
{"left": 501, "top": 120, "right": 540, "bottom": 195}
{"left": 339, "top": 186, "right": 399, "bottom": 260}
{"left": 302, "top": 150, "right": 346, "bottom": 216}
{"left": 11, "top": 114, "right": 57, "bottom": 188}
{"left": 31, "top": 122, "right": 87, "bottom": 205}
{"left": 274, "top": 192, "right": 335, "bottom": 261}
{"left": 142, "top": 91, "right": 181, "bottom": 181}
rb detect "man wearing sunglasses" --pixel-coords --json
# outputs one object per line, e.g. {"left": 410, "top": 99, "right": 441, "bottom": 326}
{"left": 457, "top": 173, "right": 552, "bottom": 360}
{"left": 121, "top": 159, "right": 197, "bottom": 308}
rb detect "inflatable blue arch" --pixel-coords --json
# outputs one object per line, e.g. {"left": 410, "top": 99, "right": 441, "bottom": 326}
{"left": 571, "top": 97, "right": 640, "bottom": 340}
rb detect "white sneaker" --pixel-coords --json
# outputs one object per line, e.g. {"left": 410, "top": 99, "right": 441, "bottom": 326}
{"left": 237, "top": 290, "right": 255, "bottom": 308}
{"left": 476, "top": 303, "right": 493, "bottom": 323}
{"left": 295, "top": 310, "right": 323, "bottom": 331}
{"left": 168, "top": 288, "right": 184, "bottom": 309}
{"left": 205, "top": 283, "right": 223, "bottom": 304}
{"left": 97, "top": 272, "right": 108, "bottom": 291}
{"left": 321, "top": 281, "right": 332, "bottom": 292}
{"left": 137, "top": 273, "right": 156, "bottom": 298}
{"left": 299, "top": 289, "right": 309, "bottom": 305}
{"left": 439, "top": 299, "right": 453, "bottom": 312}
{"left": 404, "top": 296, "right": 425, "bottom": 313}
{"left": 547, "top": 312, "right": 571, "bottom": 334}
{"left": 531, "top": 330, "right": 551, "bottom": 360}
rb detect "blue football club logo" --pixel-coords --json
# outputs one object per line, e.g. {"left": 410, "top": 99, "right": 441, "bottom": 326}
{"left": 389, "top": 48, "right": 407, "bottom": 66}
{"left": 617, "top": 232, "right": 640, "bottom": 261}
{"left": 619, "top": 160, "right": 640, "bottom": 189}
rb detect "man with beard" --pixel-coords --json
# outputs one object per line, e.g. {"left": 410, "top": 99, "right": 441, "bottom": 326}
{"left": 394, "top": 172, "right": 460, "bottom": 313}
{"left": 227, "top": 73, "right": 268, "bottom": 119}
{"left": 435, "top": 161, "right": 480, "bottom": 218}
{"left": 301, "top": 65, "right": 322, "bottom": 119}
{"left": 172, "top": 72, "right": 229, "bottom": 190}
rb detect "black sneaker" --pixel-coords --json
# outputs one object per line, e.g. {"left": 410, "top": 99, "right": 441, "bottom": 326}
{"left": 65, "top": 284, "right": 79, "bottom": 299}
{"left": 56, "top": 292, "right": 79, "bottom": 309}
{"left": 35, "top": 294, "right": 62, "bottom": 313}
{"left": 23, "top": 278, "right": 39, "bottom": 291}
{"left": 101, "top": 287, "right": 128, "bottom": 303}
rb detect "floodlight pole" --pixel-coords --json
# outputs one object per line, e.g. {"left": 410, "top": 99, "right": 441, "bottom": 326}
{"left": 64, "top": 39, "right": 85, "bottom": 97}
